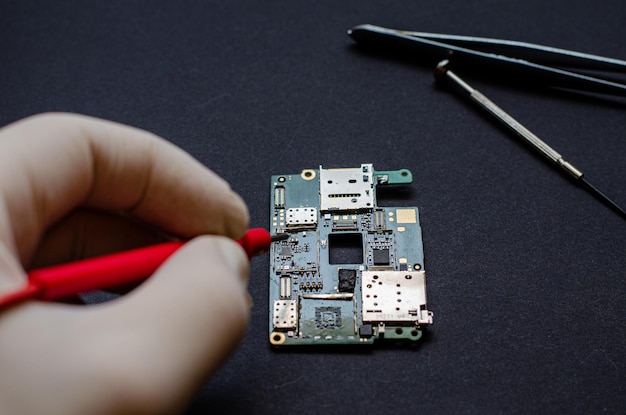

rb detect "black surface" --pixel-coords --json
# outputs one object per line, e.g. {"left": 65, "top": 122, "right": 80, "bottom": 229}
{"left": 2, "top": 1, "right": 625, "bottom": 414}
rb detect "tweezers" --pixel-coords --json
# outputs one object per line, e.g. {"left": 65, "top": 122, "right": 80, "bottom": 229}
{"left": 348, "top": 24, "right": 626, "bottom": 97}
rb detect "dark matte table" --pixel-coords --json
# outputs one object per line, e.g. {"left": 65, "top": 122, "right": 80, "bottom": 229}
{"left": 1, "top": 1, "right": 625, "bottom": 414}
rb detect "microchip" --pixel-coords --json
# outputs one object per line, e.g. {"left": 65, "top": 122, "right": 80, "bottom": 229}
{"left": 315, "top": 307, "right": 342, "bottom": 329}
{"left": 280, "top": 245, "right": 291, "bottom": 256}
{"left": 359, "top": 324, "right": 373, "bottom": 338}
{"left": 338, "top": 268, "right": 357, "bottom": 292}
{"left": 373, "top": 248, "right": 390, "bottom": 265}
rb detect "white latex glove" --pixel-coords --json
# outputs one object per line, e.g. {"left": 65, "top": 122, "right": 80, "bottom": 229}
{"left": 0, "top": 113, "right": 250, "bottom": 415}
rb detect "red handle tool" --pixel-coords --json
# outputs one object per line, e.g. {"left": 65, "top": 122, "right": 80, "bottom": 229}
{"left": 0, "top": 228, "right": 283, "bottom": 309}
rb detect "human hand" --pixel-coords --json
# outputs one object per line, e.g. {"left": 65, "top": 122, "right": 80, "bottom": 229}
{"left": 0, "top": 113, "right": 250, "bottom": 415}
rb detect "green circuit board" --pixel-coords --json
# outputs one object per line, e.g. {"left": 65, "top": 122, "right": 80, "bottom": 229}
{"left": 269, "top": 164, "right": 433, "bottom": 346}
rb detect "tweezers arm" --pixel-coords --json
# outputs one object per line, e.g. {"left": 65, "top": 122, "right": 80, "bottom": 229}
{"left": 349, "top": 24, "right": 626, "bottom": 97}
{"left": 400, "top": 30, "right": 626, "bottom": 72}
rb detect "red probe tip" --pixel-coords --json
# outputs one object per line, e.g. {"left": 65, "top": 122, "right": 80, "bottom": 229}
{"left": 238, "top": 228, "right": 273, "bottom": 258}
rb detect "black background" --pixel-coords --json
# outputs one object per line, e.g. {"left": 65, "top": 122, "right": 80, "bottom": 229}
{"left": 1, "top": 1, "right": 625, "bottom": 414}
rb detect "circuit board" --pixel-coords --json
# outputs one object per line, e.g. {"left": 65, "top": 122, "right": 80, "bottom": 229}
{"left": 269, "top": 164, "right": 433, "bottom": 346}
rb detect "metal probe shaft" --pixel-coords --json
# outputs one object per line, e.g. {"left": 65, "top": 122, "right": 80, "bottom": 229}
{"left": 435, "top": 59, "right": 626, "bottom": 220}
{"left": 271, "top": 233, "right": 290, "bottom": 242}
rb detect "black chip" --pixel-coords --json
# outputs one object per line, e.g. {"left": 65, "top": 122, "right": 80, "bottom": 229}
{"left": 359, "top": 324, "right": 373, "bottom": 338}
{"left": 338, "top": 268, "right": 357, "bottom": 292}
{"left": 373, "top": 248, "right": 390, "bottom": 265}
{"left": 399, "top": 263, "right": 408, "bottom": 271}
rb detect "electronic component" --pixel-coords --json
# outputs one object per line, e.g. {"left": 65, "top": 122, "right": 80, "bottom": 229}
{"left": 319, "top": 164, "right": 374, "bottom": 211}
{"left": 269, "top": 165, "right": 433, "bottom": 346}
{"left": 273, "top": 300, "right": 297, "bottom": 330}
{"left": 286, "top": 207, "right": 317, "bottom": 227}
{"left": 372, "top": 248, "right": 390, "bottom": 265}
{"left": 337, "top": 268, "right": 357, "bottom": 293}
{"left": 361, "top": 271, "right": 431, "bottom": 324}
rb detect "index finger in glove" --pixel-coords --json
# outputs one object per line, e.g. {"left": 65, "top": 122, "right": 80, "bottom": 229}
{"left": 0, "top": 113, "right": 248, "bottom": 283}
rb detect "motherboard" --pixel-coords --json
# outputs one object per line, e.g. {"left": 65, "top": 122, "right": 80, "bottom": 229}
{"left": 269, "top": 164, "right": 433, "bottom": 346}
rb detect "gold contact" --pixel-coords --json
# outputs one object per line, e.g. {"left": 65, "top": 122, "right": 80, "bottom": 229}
{"left": 270, "top": 332, "right": 286, "bottom": 345}
{"left": 301, "top": 169, "right": 316, "bottom": 180}
{"left": 396, "top": 208, "right": 417, "bottom": 224}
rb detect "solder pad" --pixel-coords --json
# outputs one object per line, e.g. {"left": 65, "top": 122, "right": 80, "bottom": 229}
{"left": 269, "top": 164, "right": 433, "bottom": 346}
